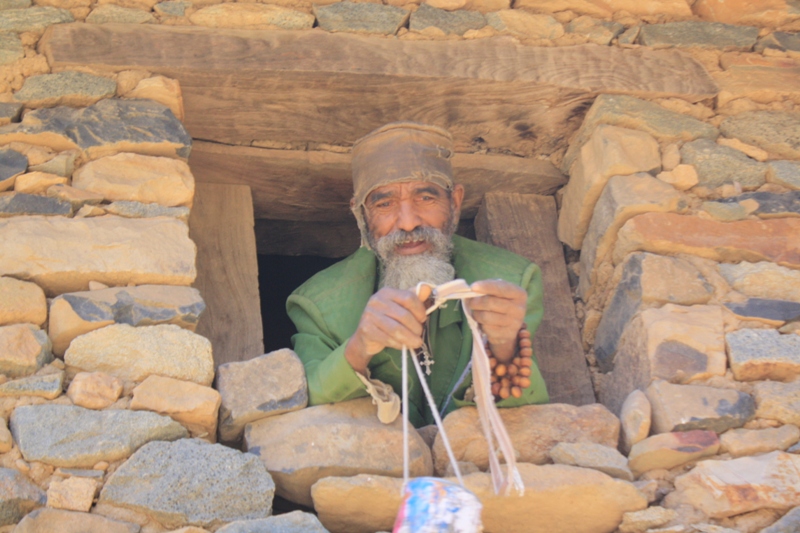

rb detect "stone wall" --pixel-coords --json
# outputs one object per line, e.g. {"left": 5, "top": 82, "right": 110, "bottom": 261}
{"left": 1, "top": 0, "right": 800, "bottom": 532}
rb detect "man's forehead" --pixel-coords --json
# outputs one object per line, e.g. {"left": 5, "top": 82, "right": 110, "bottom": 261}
{"left": 366, "top": 181, "right": 448, "bottom": 202}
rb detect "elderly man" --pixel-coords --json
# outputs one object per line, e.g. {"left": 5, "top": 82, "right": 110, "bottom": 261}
{"left": 287, "top": 122, "right": 549, "bottom": 428}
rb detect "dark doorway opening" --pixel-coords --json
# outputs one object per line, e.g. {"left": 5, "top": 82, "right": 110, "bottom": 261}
{"left": 257, "top": 254, "right": 343, "bottom": 354}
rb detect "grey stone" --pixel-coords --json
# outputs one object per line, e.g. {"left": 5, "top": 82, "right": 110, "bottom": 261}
{"left": 0, "top": 193, "right": 72, "bottom": 217}
{"left": 0, "top": 32, "right": 23, "bottom": 65}
{"left": 0, "top": 370, "right": 63, "bottom": 399}
{"left": 566, "top": 15, "right": 623, "bottom": 45}
{"left": 725, "top": 299, "right": 800, "bottom": 324}
{"left": 767, "top": 160, "right": 800, "bottom": 190}
{"left": 756, "top": 32, "right": 800, "bottom": 53}
{"left": 10, "top": 404, "right": 188, "bottom": 468}
{"left": 594, "top": 253, "right": 713, "bottom": 372}
{"left": 701, "top": 200, "right": 748, "bottom": 221}
{"left": 755, "top": 380, "right": 800, "bottom": 426}
{"left": 726, "top": 328, "right": 800, "bottom": 382}
{"left": 313, "top": 2, "right": 408, "bottom": 36}
{"left": 217, "top": 349, "right": 308, "bottom": 443}
{"left": 618, "top": 25, "right": 639, "bottom": 45}
{"left": 155, "top": 1, "right": 189, "bottom": 17}
{"left": 13, "top": 508, "right": 141, "bottom": 533}
{"left": 561, "top": 94, "right": 718, "bottom": 174}
{"left": 762, "top": 506, "right": 800, "bottom": 533}
{"left": 86, "top": 5, "right": 156, "bottom": 24}
{"left": 0, "top": 467, "right": 45, "bottom": 526}
{"left": 719, "top": 190, "right": 800, "bottom": 218}
{"left": 13, "top": 71, "right": 117, "bottom": 107}
{"left": 217, "top": 512, "right": 329, "bottom": 533}
{"left": 720, "top": 111, "right": 800, "bottom": 160}
{"left": 99, "top": 439, "right": 274, "bottom": 530}
{"left": 680, "top": 138, "right": 767, "bottom": 189}
{"left": 0, "top": 99, "right": 192, "bottom": 160}
{"left": 56, "top": 468, "right": 104, "bottom": 480}
{"left": 105, "top": 201, "right": 190, "bottom": 221}
{"left": 646, "top": 380, "right": 755, "bottom": 434}
{"left": 0, "top": 102, "right": 22, "bottom": 126}
{"left": 639, "top": 21, "right": 758, "bottom": 51}
{"left": 548, "top": 441, "right": 632, "bottom": 481}
{"left": 410, "top": 3, "right": 486, "bottom": 36}
{"left": 0, "top": 0, "right": 31, "bottom": 10}
{"left": 0, "top": 7, "right": 73, "bottom": 33}
{"left": 0, "top": 148, "right": 26, "bottom": 184}
{"left": 29, "top": 151, "right": 76, "bottom": 177}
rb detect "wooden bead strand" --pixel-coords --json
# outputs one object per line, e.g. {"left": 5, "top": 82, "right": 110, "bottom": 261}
{"left": 486, "top": 323, "right": 534, "bottom": 402}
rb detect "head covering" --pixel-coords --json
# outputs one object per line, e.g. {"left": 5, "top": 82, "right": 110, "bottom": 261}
{"left": 351, "top": 121, "right": 455, "bottom": 246}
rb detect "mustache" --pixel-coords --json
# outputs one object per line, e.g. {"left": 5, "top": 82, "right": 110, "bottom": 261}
{"left": 377, "top": 226, "right": 445, "bottom": 249}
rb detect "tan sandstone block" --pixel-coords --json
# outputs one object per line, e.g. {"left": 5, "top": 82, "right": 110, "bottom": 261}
{"left": 717, "top": 137, "right": 769, "bottom": 162}
{"left": 66, "top": 372, "right": 122, "bottom": 410}
{"left": 754, "top": 380, "right": 800, "bottom": 426}
{"left": 130, "top": 375, "right": 221, "bottom": 442}
{"left": 0, "top": 215, "right": 197, "bottom": 296}
{"left": 720, "top": 424, "right": 800, "bottom": 457}
{"left": 14, "top": 507, "right": 139, "bottom": 533}
{"left": 312, "top": 465, "right": 646, "bottom": 533}
{"left": 13, "top": 172, "right": 67, "bottom": 194}
{"left": 487, "top": 10, "right": 564, "bottom": 39}
{"left": 714, "top": 54, "right": 800, "bottom": 110}
{"left": 620, "top": 389, "right": 651, "bottom": 454}
{"left": 432, "top": 403, "right": 619, "bottom": 475}
{"left": 656, "top": 164, "right": 699, "bottom": 191}
{"left": 0, "top": 419, "right": 13, "bottom": 453}
{"left": 0, "top": 276, "right": 46, "bottom": 327}
{"left": 666, "top": 451, "right": 800, "bottom": 518}
{"left": 64, "top": 324, "right": 214, "bottom": 386}
{"left": 558, "top": 125, "right": 661, "bottom": 250}
{"left": 45, "top": 185, "right": 104, "bottom": 210}
{"left": 46, "top": 476, "right": 96, "bottom": 512}
{"left": 718, "top": 261, "right": 800, "bottom": 302}
{"left": 0, "top": 323, "right": 52, "bottom": 378}
{"left": 628, "top": 430, "right": 720, "bottom": 477}
{"left": 613, "top": 213, "right": 800, "bottom": 269}
{"left": 694, "top": 0, "right": 800, "bottom": 28}
{"left": 72, "top": 153, "right": 194, "bottom": 208}
{"left": 189, "top": 4, "right": 315, "bottom": 30}
{"left": 513, "top": 0, "right": 611, "bottom": 18}
{"left": 126, "top": 76, "right": 184, "bottom": 122}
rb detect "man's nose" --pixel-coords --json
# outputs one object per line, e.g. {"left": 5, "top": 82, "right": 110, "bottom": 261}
{"left": 396, "top": 200, "right": 422, "bottom": 232}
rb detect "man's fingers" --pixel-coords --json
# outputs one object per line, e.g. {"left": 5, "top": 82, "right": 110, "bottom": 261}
{"left": 363, "top": 310, "right": 423, "bottom": 350}
{"left": 374, "top": 288, "right": 428, "bottom": 324}
{"left": 470, "top": 279, "right": 527, "bottom": 301}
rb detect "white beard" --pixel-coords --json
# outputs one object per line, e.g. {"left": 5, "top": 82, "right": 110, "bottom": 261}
{"left": 371, "top": 226, "right": 456, "bottom": 290}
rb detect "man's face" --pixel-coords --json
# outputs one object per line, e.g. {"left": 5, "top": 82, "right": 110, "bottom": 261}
{"left": 362, "top": 181, "right": 465, "bottom": 290}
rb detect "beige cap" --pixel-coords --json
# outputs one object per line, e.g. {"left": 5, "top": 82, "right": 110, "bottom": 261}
{"left": 350, "top": 121, "right": 454, "bottom": 246}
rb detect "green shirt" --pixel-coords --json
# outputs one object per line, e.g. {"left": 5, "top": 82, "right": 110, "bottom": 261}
{"left": 286, "top": 235, "right": 549, "bottom": 427}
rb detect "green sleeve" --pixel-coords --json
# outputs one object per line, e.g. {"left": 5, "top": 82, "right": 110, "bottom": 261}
{"left": 287, "top": 294, "right": 368, "bottom": 405}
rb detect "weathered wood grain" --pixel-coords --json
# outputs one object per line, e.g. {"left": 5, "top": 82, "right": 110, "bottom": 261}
{"left": 189, "top": 141, "right": 566, "bottom": 222}
{"left": 189, "top": 182, "right": 265, "bottom": 367}
{"left": 42, "top": 24, "right": 718, "bottom": 158}
{"left": 476, "top": 192, "right": 595, "bottom": 406}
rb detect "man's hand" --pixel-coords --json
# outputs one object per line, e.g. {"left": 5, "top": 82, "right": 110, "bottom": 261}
{"left": 345, "top": 288, "right": 429, "bottom": 374}
{"left": 467, "top": 279, "right": 527, "bottom": 363}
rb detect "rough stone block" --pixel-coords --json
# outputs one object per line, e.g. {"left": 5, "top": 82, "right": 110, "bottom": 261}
{"left": 14, "top": 507, "right": 140, "bottom": 533}
{"left": 125, "top": 75, "right": 184, "bottom": 122}
{"left": 31, "top": 151, "right": 76, "bottom": 178}
{"left": 46, "top": 476, "right": 96, "bottom": 512}
{"left": 719, "top": 261, "right": 800, "bottom": 302}
{"left": 10, "top": 404, "right": 187, "bottom": 468}
{"left": 767, "top": 160, "right": 800, "bottom": 190}
{"left": 701, "top": 200, "right": 748, "bottom": 221}
{"left": 716, "top": 191, "right": 800, "bottom": 219}
{"left": 66, "top": 371, "right": 123, "bottom": 410}
{"left": 694, "top": 0, "right": 800, "bottom": 28}
{"left": 0, "top": 147, "right": 26, "bottom": 191}
{"left": 680, "top": 138, "right": 767, "bottom": 189}
{"left": 762, "top": 505, "right": 800, "bottom": 533}
{"left": 724, "top": 299, "right": 800, "bottom": 326}
{"left": 566, "top": 15, "right": 623, "bottom": 46}
{"left": 485, "top": 10, "right": 563, "bottom": 40}
{"left": 217, "top": 349, "right": 308, "bottom": 443}
{"left": 656, "top": 164, "right": 698, "bottom": 191}
{"left": 0, "top": 370, "right": 63, "bottom": 399}
{"left": 99, "top": 439, "right": 274, "bottom": 531}
{"left": 549, "top": 441, "right": 632, "bottom": 481}
{"left": 578, "top": 173, "right": 684, "bottom": 300}
{"left": 0, "top": 99, "right": 192, "bottom": 161}
{"left": 667, "top": 451, "right": 800, "bottom": 519}
{"left": 628, "top": 430, "right": 719, "bottom": 477}
{"left": 0, "top": 32, "right": 24, "bottom": 66}
{"left": 599, "top": 305, "right": 726, "bottom": 414}
{"left": 45, "top": 184, "right": 104, "bottom": 210}
{"left": 754, "top": 380, "right": 800, "bottom": 426}
{"left": 14, "top": 171, "right": 67, "bottom": 194}
{"left": 432, "top": 403, "right": 619, "bottom": 475}
{"left": 0, "top": 323, "right": 52, "bottom": 378}
{"left": 86, "top": 4, "right": 155, "bottom": 24}
{"left": 560, "top": 95, "right": 718, "bottom": 174}
{"left": 639, "top": 21, "right": 759, "bottom": 50}
{"left": 646, "top": 380, "right": 755, "bottom": 434}
{"left": 720, "top": 110, "right": 800, "bottom": 160}
{"left": 72, "top": 152, "right": 194, "bottom": 208}
{"left": 216, "top": 512, "right": 328, "bottom": 533}
{"left": 154, "top": 2, "right": 188, "bottom": 18}
{"left": 620, "top": 389, "right": 651, "bottom": 454}
{"left": 189, "top": 4, "right": 314, "bottom": 30}
{"left": 244, "top": 398, "right": 432, "bottom": 507}
{"left": 618, "top": 507, "right": 677, "bottom": 533}
{"left": 558, "top": 125, "right": 661, "bottom": 250}
{"left": 0, "top": 216, "right": 197, "bottom": 295}
{"left": 410, "top": 4, "right": 486, "bottom": 35}
{"left": 13, "top": 71, "right": 117, "bottom": 108}
{"left": 0, "top": 193, "right": 72, "bottom": 217}
{"left": 0, "top": 468, "right": 46, "bottom": 526}
{"left": 0, "top": 6, "right": 73, "bottom": 33}
{"left": 714, "top": 54, "right": 800, "bottom": 112}
{"left": 131, "top": 375, "right": 221, "bottom": 442}
{"left": 0, "top": 276, "right": 46, "bottom": 327}
{"left": 104, "top": 201, "right": 190, "bottom": 221}
{"left": 65, "top": 324, "right": 214, "bottom": 386}
{"left": 0, "top": 103, "right": 23, "bottom": 128}
{"left": 311, "top": 466, "right": 647, "bottom": 533}
{"left": 49, "top": 284, "right": 205, "bottom": 355}
{"left": 720, "top": 425, "right": 800, "bottom": 458}
{"left": 313, "top": 2, "right": 409, "bottom": 35}
{"left": 612, "top": 213, "right": 800, "bottom": 269}
{"left": 726, "top": 328, "right": 800, "bottom": 382}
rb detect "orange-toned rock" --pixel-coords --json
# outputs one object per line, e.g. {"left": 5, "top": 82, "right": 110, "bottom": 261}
{"left": 126, "top": 76, "right": 184, "bottom": 122}
{"left": 714, "top": 54, "right": 800, "bottom": 111}
{"left": 66, "top": 372, "right": 123, "bottom": 410}
{"left": 613, "top": 213, "right": 800, "bottom": 269}
{"left": 46, "top": 476, "right": 96, "bottom": 512}
{"left": 0, "top": 276, "right": 46, "bottom": 327}
{"left": 432, "top": 403, "right": 619, "bottom": 475}
{"left": 720, "top": 425, "right": 800, "bottom": 457}
{"left": 620, "top": 389, "right": 651, "bottom": 454}
{"left": 628, "top": 430, "right": 719, "bottom": 477}
{"left": 130, "top": 375, "right": 221, "bottom": 442}
{"left": 14, "top": 172, "right": 67, "bottom": 194}
{"left": 0, "top": 324, "right": 52, "bottom": 378}
{"left": 694, "top": 0, "right": 800, "bottom": 28}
